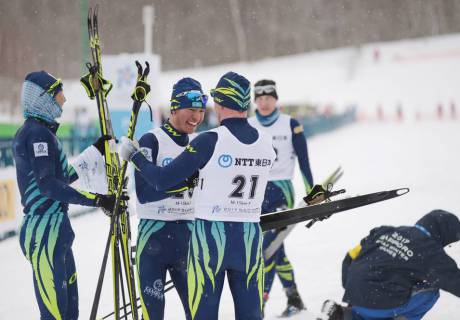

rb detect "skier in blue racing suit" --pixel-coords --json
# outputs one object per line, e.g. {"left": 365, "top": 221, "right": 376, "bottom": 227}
{"left": 14, "top": 71, "right": 117, "bottom": 320}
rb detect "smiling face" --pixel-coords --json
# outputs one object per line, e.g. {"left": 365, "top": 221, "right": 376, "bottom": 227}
{"left": 255, "top": 95, "right": 277, "bottom": 116}
{"left": 170, "top": 108, "right": 205, "bottom": 134}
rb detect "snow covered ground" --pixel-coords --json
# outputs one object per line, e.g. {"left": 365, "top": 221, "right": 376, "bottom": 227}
{"left": 1, "top": 119, "right": 459, "bottom": 319}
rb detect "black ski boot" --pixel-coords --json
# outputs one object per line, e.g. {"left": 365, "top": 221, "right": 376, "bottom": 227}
{"left": 280, "top": 285, "right": 306, "bottom": 317}
{"left": 317, "top": 300, "right": 344, "bottom": 320}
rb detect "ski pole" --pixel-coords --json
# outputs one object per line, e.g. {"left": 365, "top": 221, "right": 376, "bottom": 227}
{"left": 100, "top": 280, "right": 174, "bottom": 319}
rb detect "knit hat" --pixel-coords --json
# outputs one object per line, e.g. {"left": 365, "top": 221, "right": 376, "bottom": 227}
{"left": 254, "top": 79, "right": 278, "bottom": 100}
{"left": 22, "top": 71, "right": 63, "bottom": 123}
{"left": 210, "top": 71, "right": 251, "bottom": 111}
{"left": 170, "top": 77, "right": 207, "bottom": 111}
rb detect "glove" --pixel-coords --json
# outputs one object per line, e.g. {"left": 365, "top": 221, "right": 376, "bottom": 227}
{"left": 94, "top": 193, "right": 130, "bottom": 216}
{"left": 185, "top": 171, "right": 199, "bottom": 189}
{"left": 92, "top": 135, "right": 113, "bottom": 155}
{"left": 303, "top": 184, "right": 327, "bottom": 205}
{"left": 119, "top": 136, "right": 140, "bottom": 162}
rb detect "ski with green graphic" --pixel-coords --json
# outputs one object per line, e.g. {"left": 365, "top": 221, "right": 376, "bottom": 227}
{"left": 82, "top": 6, "right": 146, "bottom": 320}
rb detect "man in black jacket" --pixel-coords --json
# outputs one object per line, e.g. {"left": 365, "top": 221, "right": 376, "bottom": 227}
{"left": 318, "top": 210, "right": 460, "bottom": 320}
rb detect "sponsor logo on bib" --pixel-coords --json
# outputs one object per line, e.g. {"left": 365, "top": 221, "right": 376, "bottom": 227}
{"left": 162, "top": 157, "right": 173, "bottom": 166}
{"left": 218, "top": 154, "right": 233, "bottom": 168}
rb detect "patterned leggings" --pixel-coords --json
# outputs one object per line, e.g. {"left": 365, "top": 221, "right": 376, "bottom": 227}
{"left": 187, "top": 219, "right": 264, "bottom": 320}
{"left": 19, "top": 212, "right": 78, "bottom": 320}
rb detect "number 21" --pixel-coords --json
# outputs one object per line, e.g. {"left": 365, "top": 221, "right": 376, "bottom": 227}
{"left": 229, "top": 175, "right": 259, "bottom": 199}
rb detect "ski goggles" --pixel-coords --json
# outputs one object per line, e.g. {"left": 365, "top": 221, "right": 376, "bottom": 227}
{"left": 176, "top": 90, "right": 208, "bottom": 106}
{"left": 40, "top": 78, "right": 63, "bottom": 97}
{"left": 171, "top": 90, "right": 208, "bottom": 110}
{"left": 254, "top": 84, "right": 276, "bottom": 95}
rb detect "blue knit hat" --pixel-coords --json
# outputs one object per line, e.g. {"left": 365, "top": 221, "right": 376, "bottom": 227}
{"left": 22, "top": 71, "right": 63, "bottom": 123}
{"left": 170, "top": 77, "right": 207, "bottom": 111}
{"left": 25, "top": 71, "right": 63, "bottom": 96}
{"left": 210, "top": 71, "right": 251, "bottom": 111}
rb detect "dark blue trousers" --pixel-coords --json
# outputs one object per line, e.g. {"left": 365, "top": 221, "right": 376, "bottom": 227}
{"left": 187, "top": 219, "right": 264, "bottom": 320}
{"left": 19, "top": 212, "right": 78, "bottom": 320}
{"left": 262, "top": 230, "right": 295, "bottom": 294}
{"left": 261, "top": 181, "right": 296, "bottom": 296}
{"left": 136, "top": 219, "right": 193, "bottom": 320}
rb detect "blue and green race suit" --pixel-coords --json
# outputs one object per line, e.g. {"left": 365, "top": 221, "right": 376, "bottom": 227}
{"left": 14, "top": 117, "right": 99, "bottom": 320}
{"left": 259, "top": 113, "right": 314, "bottom": 298}
{"left": 134, "top": 122, "right": 194, "bottom": 320}
{"left": 131, "top": 118, "right": 266, "bottom": 320}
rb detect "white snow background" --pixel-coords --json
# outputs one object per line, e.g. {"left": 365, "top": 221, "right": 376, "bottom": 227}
{"left": 1, "top": 120, "right": 459, "bottom": 319}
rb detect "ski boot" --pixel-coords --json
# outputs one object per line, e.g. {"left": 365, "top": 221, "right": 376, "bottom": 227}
{"left": 316, "top": 300, "right": 344, "bottom": 320}
{"left": 280, "top": 285, "right": 306, "bottom": 317}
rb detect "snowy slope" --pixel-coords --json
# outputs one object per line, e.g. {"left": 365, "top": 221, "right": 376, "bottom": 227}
{"left": 1, "top": 120, "right": 459, "bottom": 319}
{"left": 52, "top": 33, "right": 460, "bottom": 125}
{"left": 154, "top": 33, "right": 460, "bottom": 115}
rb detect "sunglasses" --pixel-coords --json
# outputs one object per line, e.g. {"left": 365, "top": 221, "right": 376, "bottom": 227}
{"left": 177, "top": 90, "right": 208, "bottom": 105}
{"left": 40, "top": 78, "right": 62, "bottom": 97}
{"left": 254, "top": 84, "right": 276, "bottom": 95}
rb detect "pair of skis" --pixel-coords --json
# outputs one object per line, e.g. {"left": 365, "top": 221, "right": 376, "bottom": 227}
{"left": 83, "top": 7, "right": 150, "bottom": 320}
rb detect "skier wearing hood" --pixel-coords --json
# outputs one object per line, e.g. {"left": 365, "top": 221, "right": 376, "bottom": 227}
{"left": 318, "top": 209, "right": 460, "bottom": 320}
{"left": 13, "top": 71, "right": 117, "bottom": 319}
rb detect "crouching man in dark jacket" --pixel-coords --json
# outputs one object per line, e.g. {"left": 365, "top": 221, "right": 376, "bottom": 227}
{"left": 318, "top": 210, "right": 460, "bottom": 320}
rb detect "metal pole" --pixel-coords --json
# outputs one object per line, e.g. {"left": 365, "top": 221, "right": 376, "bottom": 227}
{"left": 80, "top": 0, "right": 89, "bottom": 73}
{"left": 142, "top": 6, "right": 154, "bottom": 55}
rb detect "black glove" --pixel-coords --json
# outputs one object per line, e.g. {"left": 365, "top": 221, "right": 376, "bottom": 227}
{"left": 185, "top": 171, "right": 199, "bottom": 189}
{"left": 92, "top": 135, "right": 113, "bottom": 155}
{"left": 303, "top": 184, "right": 327, "bottom": 205}
{"left": 94, "top": 193, "right": 130, "bottom": 215}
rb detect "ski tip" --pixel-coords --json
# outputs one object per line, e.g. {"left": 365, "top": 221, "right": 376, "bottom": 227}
{"left": 396, "top": 188, "right": 410, "bottom": 195}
